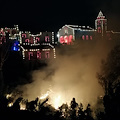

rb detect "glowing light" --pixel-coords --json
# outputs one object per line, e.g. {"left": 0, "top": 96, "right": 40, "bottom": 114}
{"left": 20, "top": 103, "right": 26, "bottom": 110}
{"left": 11, "top": 40, "right": 19, "bottom": 51}
{"left": 40, "top": 92, "right": 49, "bottom": 100}
{"left": 53, "top": 95, "right": 61, "bottom": 109}
{"left": 39, "top": 90, "right": 51, "bottom": 100}
{"left": 6, "top": 94, "right": 12, "bottom": 99}
{"left": 8, "top": 102, "right": 13, "bottom": 107}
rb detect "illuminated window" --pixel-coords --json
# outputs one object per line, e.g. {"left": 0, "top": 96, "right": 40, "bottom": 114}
{"left": 86, "top": 35, "right": 88, "bottom": 40}
{"left": 64, "top": 36, "right": 68, "bottom": 44}
{"left": 25, "top": 39, "right": 29, "bottom": 43}
{"left": 45, "top": 51, "right": 50, "bottom": 58}
{"left": 28, "top": 52, "right": 33, "bottom": 60}
{"left": 82, "top": 35, "right": 85, "bottom": 40}
{"left": 45, "top": 36, "right": 50, "bottom": 42}
{"left": 90, "top": 36, "right": 92, "bottom": 40}
{"left": 98, "top": 27, "right": 101, "bottom": 33}
{"left": 60, "top": 36, "right": 64, "bottom": 43}
{"left": 69, "top": 35, "right": 73, "bottom": 44}
{"left": 35, "top": 37, "right": 40, "bottom": 43}
{"left": 37, "top": 51, "right": 41, "bottom": 59}
{"left": 22, "top": 34, "right": 26, "bottom": 38}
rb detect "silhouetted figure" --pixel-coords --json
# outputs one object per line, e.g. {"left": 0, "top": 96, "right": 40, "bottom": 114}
{"left": 70, "top": 98, "right": 78, "bottom": 120}
{"left": 78, "top": 103, "right": 85, "bottom": 120}
{"left": 26, "top": 97, "right": 39, "bottom": 112}
{"left": 84, "top": 103, "right": 93, "bottom": 120}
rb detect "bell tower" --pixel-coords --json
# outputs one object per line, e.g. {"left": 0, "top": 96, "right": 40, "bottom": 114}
{"left": 95, "top": 11, "right": 107, "bottom": 36}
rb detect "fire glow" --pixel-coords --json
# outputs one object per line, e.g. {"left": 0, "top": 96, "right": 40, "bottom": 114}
{"left": 39, "top": 90, "right": 66, "bottom": 109}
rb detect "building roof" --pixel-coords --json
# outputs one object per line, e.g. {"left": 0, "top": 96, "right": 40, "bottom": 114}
{"left": 66, "top": 25, "right": 95, "bottom": 31}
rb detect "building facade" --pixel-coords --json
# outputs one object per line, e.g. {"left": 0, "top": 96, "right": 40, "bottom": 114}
{"left": 57, "top": 11, "right": 120, "bottom": 44}
{"left": 0, "top": 11, "right": 120, "bottom": 61}
{"left": 0, "top": 25, "right": 56, "bottom": 61}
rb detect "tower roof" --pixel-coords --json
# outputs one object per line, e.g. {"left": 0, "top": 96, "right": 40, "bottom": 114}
{"left": 97, "top": 11, "right": 105, "bottom": 19}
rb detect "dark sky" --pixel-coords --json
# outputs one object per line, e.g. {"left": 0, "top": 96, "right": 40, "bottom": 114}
{"left": 0, "top": 0, "right": 120, "bottom": 33}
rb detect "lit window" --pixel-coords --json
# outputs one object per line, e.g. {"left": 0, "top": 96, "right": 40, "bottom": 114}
{"left": 64, "top": 36, "right": 68, "bottom": 44}
{"left": 22, "top": 34, "right": 26, "bottom": 38}
{"left": 45, "top": 36, "right": 50, "bottom": 42}
{"left": 25, "top": 39, "right": 29, "bottom": 43}
{"left": 45, "top": 51, "right": 50, "bottom": 58}
{"left": 37, "top": 51, "right": 41, "bottom": 59}
{"left": 60, "top": 36, "right": 64, "bottom": 43}
{"left": 82, "top": 35, "right": 85, "bottom": 40}
{"left": 35, "top": 37, "right": 40, "bottom": 43}
{"left": 90, "top": 36, "right": 92, "bottom": 40}
{"left": 28, "top": 52, "right": 33, "bottom": 60}
{"left": 98, "top": 27, "right": 101, "bottom": 33}
{"left": 86, "top": 35, "right": 88, "bottom": 40}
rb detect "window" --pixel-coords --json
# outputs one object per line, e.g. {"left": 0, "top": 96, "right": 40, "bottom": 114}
{"left": 25, "top": 39, "right": 29, "bottom": 43}
{"left": 35, "top": 37, "right": 40, "bottom": 43}
{"left": 86, "top": 35, "right": 88, "bottom": 40}
{"left": 45, "top": 36, "right": 50, "bottom": 42}
{"left": 82, "top": 35, "right": 85, "bottom": 40}
{"left": 98, "top": 27, "right": 101, "bottom": 33}
{"left": 28, "top": 52, "right": 33, "bottom": 60}
{"left": 90, "top": 36, "right": 92, "bottom": 40}
{"left": 45, "top": 51, "right": 50, "bottom": 58}
{"left": 60, "top": 36, "right": 64, "bottom": 43}
{"left": 64, "top": 36, "right": 68, "bottom": 43}
{"left": 22, "top": 34, "right": 26, "bottom": 38}
{"left": 37, "top": 51, "right": 41, "bottom": 59}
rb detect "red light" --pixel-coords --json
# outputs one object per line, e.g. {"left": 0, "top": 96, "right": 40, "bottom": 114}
{"left": 45, "top": 36, "right": 49, "bottom": 42}
{"left": 60, "top": 35, "right": 73, "bottom": 44}
{"left": 64, "top": 36, "right": 68, "bottom": 43}
{"left": 22, "top": 34, "right": 26, "bottom": 38}
{"left": 37, "top": 51, "right": 41, "bottom": 59}
{"left": 82, "top": 35, "right": 85, "bottom": 40}
{"left": 28, "top": 52, "right": 33, "bottom": 60}
{"left": 60, "top": 36, "right": 64, "bottom": 43}
{"left": 98, "top": 27, "right": 101, "bottom": 33}
{"left": 45, "top": 51, "right": 50, "bottom": 58}
{"left": 25, "top": 39, "right": 29, "bottom": 43}
{"left": 86, "top": 35, "right": 88, "bottom": 40}
{"left": 35, "top": 37, "right": 40, "bottom": 43}
{"left": 90, "top": 36, "right": 92, "bottom": 40}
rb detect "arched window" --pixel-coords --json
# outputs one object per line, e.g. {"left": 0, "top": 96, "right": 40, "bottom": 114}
{"left": 82, "top": 35, "right": 85, "bottom": 40}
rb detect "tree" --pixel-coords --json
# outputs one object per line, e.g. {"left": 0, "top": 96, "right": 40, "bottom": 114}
{"left": 97, "top": 45, "right": 120, "bottom": 95}
{"left": 97, "top": 45, "right": 120, "bottom": 119}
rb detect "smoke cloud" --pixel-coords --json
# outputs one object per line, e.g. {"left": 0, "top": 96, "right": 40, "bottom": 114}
{"left": 18, "top": 38, "right": 116, "bottom": 109}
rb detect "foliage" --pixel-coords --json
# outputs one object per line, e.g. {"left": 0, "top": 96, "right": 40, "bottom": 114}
{"left": 97, "top": 45, "right": 120, "bottom": 95}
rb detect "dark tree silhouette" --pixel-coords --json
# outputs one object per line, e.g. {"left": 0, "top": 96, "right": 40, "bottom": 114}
{"left": 97, "top": 45, "right": 120, "bottom": 120}
{"left": 97, "top": 45, "right": 120, "bottom": 95}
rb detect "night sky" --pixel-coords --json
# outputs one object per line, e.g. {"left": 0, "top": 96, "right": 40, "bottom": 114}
{"left": 0, "top": 0, "right": 120, "bottom": 33}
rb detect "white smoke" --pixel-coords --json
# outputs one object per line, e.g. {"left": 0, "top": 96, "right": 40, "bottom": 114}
{"left": 18, "top": 39, "right": 116, "bottom": 109}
